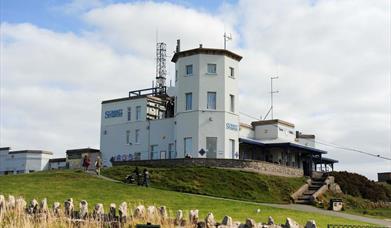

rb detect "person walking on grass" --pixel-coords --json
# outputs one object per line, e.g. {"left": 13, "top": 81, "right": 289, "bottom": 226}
{"left": 95, "top": 156, "right": 102, "bottom": 175}
{"left": 82, "top": 155, "right": 90, "bottom": 171}
{"left": 143, "top": 168, "right": 149, "bottom": 187}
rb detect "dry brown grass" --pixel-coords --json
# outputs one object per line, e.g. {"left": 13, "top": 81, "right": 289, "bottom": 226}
{"left": 0, "top": 195, "right": 188, "bottom": 228}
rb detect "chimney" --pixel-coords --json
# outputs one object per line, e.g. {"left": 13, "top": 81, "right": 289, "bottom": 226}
{"left": 296, "top": 131, "right": 300, "bottom": 139}
{"left": 176, "top": 39, "right": 181, "bottom": 53}
{"left": 199, "top": 44, "right": 203, "bottom": 48}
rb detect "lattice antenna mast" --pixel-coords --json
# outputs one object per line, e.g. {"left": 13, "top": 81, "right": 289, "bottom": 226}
{"left": 156, "top": 42, "right": 167, "bottom": 90}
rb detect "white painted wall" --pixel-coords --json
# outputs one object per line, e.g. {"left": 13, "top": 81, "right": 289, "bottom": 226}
{"left": 254, "top": 123, "right": 295, "bottom": 142}
{"left": 0, "top": 151, "right": 52, "bottom": 175}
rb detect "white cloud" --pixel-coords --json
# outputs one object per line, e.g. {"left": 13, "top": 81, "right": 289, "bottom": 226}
{"left": 1, "top": 0, "right": 389, "bottom": 180}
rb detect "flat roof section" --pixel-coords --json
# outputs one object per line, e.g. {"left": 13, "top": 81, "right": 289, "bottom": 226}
{"left": 8, "top": 150, "right": 53, "bottom": 155}
{"left": 66, "top": 148, "right": 100, "bottom": 155}
{"left": 49, "top": 158, "right": 66, "bottom": 163}
{"left": 251, "top": 119, "right": 295, "bottom": 128}
{"left": 239, "top": 137, "right": 327, "bottom": 154}
{"left": 171, "top": 47, "right": 242, "bottom": 63}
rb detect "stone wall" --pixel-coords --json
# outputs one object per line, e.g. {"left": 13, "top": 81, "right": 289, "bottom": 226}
{"left": 112, "top": 158, "right": 304, "bottom": 177}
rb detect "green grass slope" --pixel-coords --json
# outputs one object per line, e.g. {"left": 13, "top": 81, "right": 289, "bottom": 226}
{"left": 102, "top": 166, "right": 306, "bottom": 204}
{"left": 0, "top": 170, "right": 373, "bottom": 226}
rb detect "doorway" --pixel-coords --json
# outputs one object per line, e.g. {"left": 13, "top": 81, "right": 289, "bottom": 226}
{"left": 206, "top": 137, "right": 217, "bottom": 158}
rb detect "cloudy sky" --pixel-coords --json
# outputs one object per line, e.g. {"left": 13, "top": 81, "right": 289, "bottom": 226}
{"left": 1, "top": 0, "right": 390, "bottom": 180}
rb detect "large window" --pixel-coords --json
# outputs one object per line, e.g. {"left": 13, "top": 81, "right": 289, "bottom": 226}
{"left": 168, "top": 143, "right": 176, "bottom": 159}
{"left": 184, "top": 137, "right": 192, "bottom": 156}
{"left": 127, "top": 107, "right": 131, "bottom": 121}
{"left": 207, "top": 64, "right": 217, "bottom": 74}
{"left": 136, "top": 106, "right": 141, "bottom": 120}
{"left": 207, "top": 92, "right": 216, "bottom": 110}
{"left": 186, "top": 65, "right": 193, "bottom": 76}
{"left": 135, "top": 129, "right": 140, "bottom": 144}
{"left": 230, "top": 94, "right": 235, "bottom": 112}
{"left": 151, "top": 145, "right": 158, "bottom": 160}
{"left": 185, "top": 93, "right": 192, "bottom": 110}
{"left": 126, "top": 130, "right": 130, "bottom": 144}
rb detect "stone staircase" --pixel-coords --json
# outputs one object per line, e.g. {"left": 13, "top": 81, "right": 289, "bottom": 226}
{"left": 295, "top": 177, "right": 325, "bottom": 204}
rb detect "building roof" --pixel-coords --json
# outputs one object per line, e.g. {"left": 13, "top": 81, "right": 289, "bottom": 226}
{"left": 313, "top": 157, "right": 339, "bottom": 164}
{"left": 239, "top": 137, "right": 327, "bottom": 154}
{"left": 251, "top": 119, "right": 295, "bottom": 128}
{"left": 49, "top": 158, "right": 66, "bottom": 163}
{"left": 171, "top": 47, "right": 243, "bottom": 63}
{"left": 8, "top": 150, "right": 53, "bottom": 155}
{"left": 240, "top": 122, "right": 254, "bottom": 129}
{"left": 297, "top": 133, "right": 315, "bottom": 139}
{"left": 0, "top": 147, "right": 11, "bottom": 151}
{"left": 66, "top": 148, "right": 100, "bottom": 155}
{"left": 102, "top": 95, "right": 147, "bottom": 104}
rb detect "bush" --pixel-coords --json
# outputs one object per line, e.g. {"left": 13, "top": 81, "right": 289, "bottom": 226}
{"left": 328, "top": 171, "right": 391, "bottom": 202}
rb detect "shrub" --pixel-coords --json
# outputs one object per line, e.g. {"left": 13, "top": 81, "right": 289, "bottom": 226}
{"left": 328, "top": 171, "right": 391, "bottom": 202}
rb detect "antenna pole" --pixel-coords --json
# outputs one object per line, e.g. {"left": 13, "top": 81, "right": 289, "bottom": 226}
{"left": 270, "top": 76, "right": 279, "bottom": 119}
{"left": 223, "top": 32, "right": 232, "bottom": 50}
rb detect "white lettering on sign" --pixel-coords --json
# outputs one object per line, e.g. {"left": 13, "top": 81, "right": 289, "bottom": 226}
{"left": 226, "top": 123, "right": 238, "bottom": 131}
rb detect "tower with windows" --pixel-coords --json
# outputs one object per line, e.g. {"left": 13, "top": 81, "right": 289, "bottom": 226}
{"left": 172, "top": 44, "right": 242, "bottom": 159}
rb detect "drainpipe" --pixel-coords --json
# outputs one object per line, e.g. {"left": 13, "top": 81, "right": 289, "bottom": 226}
{"left": 148, "top": 119, "right": 151, "bottom": 160}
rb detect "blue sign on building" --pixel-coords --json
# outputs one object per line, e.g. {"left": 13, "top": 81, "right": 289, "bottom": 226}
{"left": 105, "top": 109, "right": 123, "bottom": 119}
{"left": 226, "top": 123, "right": 239, "bottom": 131}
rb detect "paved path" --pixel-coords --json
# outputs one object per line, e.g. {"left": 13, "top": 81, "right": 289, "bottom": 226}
{"left": 91, "top": 172, "right": 391, "bottom": 226}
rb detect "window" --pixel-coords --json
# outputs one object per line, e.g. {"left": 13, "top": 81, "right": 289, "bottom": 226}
{"left": 184, "top": 137, "right": 193, "bottom": 156}
{"left": 229, "top": 139, "right": 235, "bottom": 159}
{"left": 229, "top": 67, "right": 235, "bottom": 77}
{"left": 135, "top": 129, "right": 140, "bottom": 144}
{"left": 126, "top": 130, "right": 130, "bottom": 144}
{"left": 186, "top": 65, "right": 193, "bottom": 76}
{"left": 185, "top": 93, "right": 192, "bottom": 110}
{"left": 136, "top": 106, "right": 141, "bottom": 120}
{"left": 127, "top": 107, "right": 131, "bottom": 121}
{"left": 207, "top": 64, "right": 217, "bottom": 74}
{"left": 230, "top": 94, "right": 235, "bottom": 112}
{"left": 134, "top": 152, "right": 141, "bottom": 160}
{"left": 151, "top": 145, "right": 158, "bottom": 160}
{"left": 175, "top": 70, "right": 178, "bottom": 81}
{"left": 207, "top": 92, "right": 216, "bottom": 110}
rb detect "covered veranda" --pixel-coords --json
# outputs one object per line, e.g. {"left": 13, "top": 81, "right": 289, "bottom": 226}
{"left": 239, "top": 138, "right": 337, "bottom": 176}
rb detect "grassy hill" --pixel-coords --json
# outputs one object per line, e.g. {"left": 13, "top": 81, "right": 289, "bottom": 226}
{"left": 0, "top": 170, "right": 374, "bottom": 226}
{"left": 101, "top": 166, "right": 306, "bottom": 204}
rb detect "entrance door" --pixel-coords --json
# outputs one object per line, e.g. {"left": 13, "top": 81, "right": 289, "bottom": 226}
{"left": 206, "top": 137, "right": 217, "bottom": 158}
{"left": 160, "top": 151, "right": 166, "bottom": 160}
{"left": 302, "top": 161, "right": 310, "bottom": 176}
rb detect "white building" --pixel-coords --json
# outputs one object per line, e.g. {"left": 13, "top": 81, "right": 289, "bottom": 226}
{"left": 0, "top": 147, "right": 53, "bottom": 175}
{"left": 100, "top": 42, "right": 337, "bottom": 175}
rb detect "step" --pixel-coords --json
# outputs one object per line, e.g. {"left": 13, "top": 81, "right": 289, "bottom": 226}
{"left": 309, "top": 186, "right": 321, "bottom": 189}
{"left": 298, "top": 195, "right": 311, "bottom": 200}
{"left": 295, "top": 199, "right": 311, "bottom": 204}
{"left": 311, "top": 181, "right": 324, "bottom": 185}
{"left": 303, "top": 192, "right": 315, "bottom": 196}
